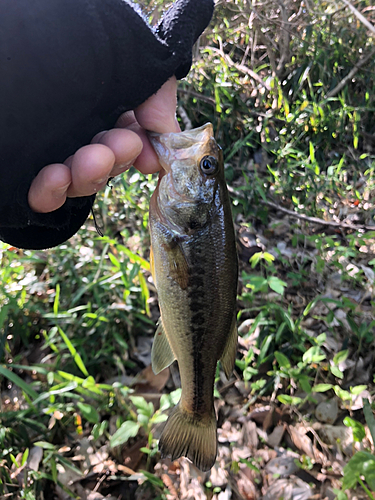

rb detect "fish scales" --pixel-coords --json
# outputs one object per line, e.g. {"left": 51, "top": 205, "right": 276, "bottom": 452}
{"left": 148, "top": 123, "right": 238, "bottom": 471}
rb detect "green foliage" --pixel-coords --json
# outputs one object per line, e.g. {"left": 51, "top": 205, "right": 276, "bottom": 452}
{"left": 342, "top": 452, "right": 375, "bottom": 497}
{"left": 339, "top": 404, "right": 375, "bottom": 498}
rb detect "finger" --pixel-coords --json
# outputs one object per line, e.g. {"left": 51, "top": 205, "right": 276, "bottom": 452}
{"left": 64, "top": 155, "right": 73, "bottom": 168}
{"left": 28, "top": 163, "right": 72, "bottom": 213}
{"left": 116, "top": 112, "right": 162, "bottom": 175}
{"left": 115, "top": 110, "right": 138, "bottom": 129}
{"left": 132, "top": 126, "right": 164, "bottom": 174}
{"left": 93, "top": 128, "right": 143, "bottom": 177}
{"left": 67, "top": 144, "right": 115, "bottom": 198}
{"left": 134, "top": 76, "right": 180, "bottom": 134}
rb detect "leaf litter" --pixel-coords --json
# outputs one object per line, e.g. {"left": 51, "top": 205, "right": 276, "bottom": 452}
{"left": 3, "top": 175, "right": 375, "bottom": 500}
{"left": 33, "top": 208, "right": 374, "bottom": 500}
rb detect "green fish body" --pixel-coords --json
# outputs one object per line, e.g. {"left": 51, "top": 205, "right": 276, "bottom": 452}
{"left": 149, "top": 123, "right": 238, "bottom": 471}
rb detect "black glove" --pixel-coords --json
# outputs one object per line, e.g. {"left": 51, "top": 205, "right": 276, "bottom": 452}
{"left": 0, "top": 0, "right": 214, "bottom": 249}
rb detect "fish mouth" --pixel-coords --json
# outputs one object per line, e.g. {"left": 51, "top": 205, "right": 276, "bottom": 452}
{"left": 147, "top": 131, "right": 190, "bottom": 202}
{"left": 147, "top": 123, "right": 214, "bottom": 174}
{"left": 147, "top": 131, "right": 172, "bottom": 175}
{"left": 148, "top": 123, "right": 216, "bottom": 204}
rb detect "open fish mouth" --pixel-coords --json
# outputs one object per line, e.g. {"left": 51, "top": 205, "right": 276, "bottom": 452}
{"left": 148, "top": 123, "right": 218, "bottom": 204}
{"left": 147, "top": 123, "right": 215, "bottom": 172}
{"left": 147, "top": 131, "right": 173, "bottom": 174}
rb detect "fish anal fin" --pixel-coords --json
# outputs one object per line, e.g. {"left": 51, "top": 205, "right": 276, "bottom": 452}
{"left": 159, "top": 403, "right": 217, "bottom": 472}
{"left": 220, "top": 316, "right": 238, "bottom": 380}
{"left": 151, "top": 319, "right": 176, "bottom": 375}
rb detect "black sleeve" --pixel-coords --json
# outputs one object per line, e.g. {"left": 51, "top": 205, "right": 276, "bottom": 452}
{"left": 0, "top": 0, "right": 214, "bottom": 250}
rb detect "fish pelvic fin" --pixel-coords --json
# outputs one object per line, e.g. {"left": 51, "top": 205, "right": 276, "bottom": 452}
{"left": 220, "top": 316, "right": 238, "bottom": 379}
{"left": 159, "top": 403, "right": 217, "bottom": 472}
{"left": 151, "top": 319, "right": 176, "bottom": 375}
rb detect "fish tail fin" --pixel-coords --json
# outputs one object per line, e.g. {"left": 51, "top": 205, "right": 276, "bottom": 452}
{"left": 159, "top": 403, "right": 217, "bottom": 472}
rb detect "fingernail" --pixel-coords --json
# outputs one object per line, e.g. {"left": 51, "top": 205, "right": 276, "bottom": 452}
{"left": 93, "top": 177, "right": 108, "bottom": 186}
{"left": 117, "top": 155, "right": 140, "bottom": 171}
{"left": 116, "top": 163, "right": 132, "bottom": 172}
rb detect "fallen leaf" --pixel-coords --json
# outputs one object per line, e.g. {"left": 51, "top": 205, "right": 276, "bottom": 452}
{"left": 315, "top": 398, "right": 338, "bottom": 424}
{"left": 288, "top": 425, "right": 315, "bottom": 459}
{"left": 265, "top": 455, "right": 299, "bottom": 477}
{"left": 267, "top": 425, "right": 286, "bottom": 448}
{"left": 132, "top": 364, "right": 170, "bottom": 393}
{"left": 180, "top": 458, "right": 207, "bottom": 500}
{"left": 27, "top": 446, "right": 43, "bottom": 472}
{"left": 242, "top": 420, "right": 259, "bottom": 451}
{"left": 236, "top": 469, "right": 258, "bottom": 499}
{"left": 263, "top": 477, "right": 313, "bottom": 500}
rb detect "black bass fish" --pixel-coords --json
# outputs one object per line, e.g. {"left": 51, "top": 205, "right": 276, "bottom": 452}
{"left": 148, "top": 123, "right": 238, "bottom": 471}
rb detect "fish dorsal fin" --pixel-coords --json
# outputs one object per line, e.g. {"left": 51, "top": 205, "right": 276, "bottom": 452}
{"left": 167, "top": 241, "right": 189, "bottom": 290}
{"left": 151, "top": 318, "right": 176, "bottom": 375}
{"left": 220, "top": 316, "right": 238, "bottom": 379}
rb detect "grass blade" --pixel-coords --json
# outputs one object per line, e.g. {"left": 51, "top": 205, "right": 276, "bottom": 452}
{"left": 0, "top": 365, "right": 38, "bottom": 400}
{"left": 57, "top": 327, "right": 89, "bottom": 377}
{"left": 363, "top": 398, "right": 375, "bottom": 448}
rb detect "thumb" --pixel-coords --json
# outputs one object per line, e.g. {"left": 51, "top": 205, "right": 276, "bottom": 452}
{"left": 134, "top": 76, "right": 180, "bottom": 134}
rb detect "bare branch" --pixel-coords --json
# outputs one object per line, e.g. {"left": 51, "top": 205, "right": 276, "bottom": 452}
{"left": 177, "top": 88, "right": 216, "bottom": 106}
{"left": 326, "top": 48, "right": 375, "bottom": 98}
{"left": 177, "top": 105, "right": 193, "bottom": 130}
{"left": 340, "top": 0, "right": 375, "bottom": 35}
{"left": 210, "top": 47, "right": 271, "bottom": 90}
{"left": 261, "top": 199, "right": 375, "bottom": 232}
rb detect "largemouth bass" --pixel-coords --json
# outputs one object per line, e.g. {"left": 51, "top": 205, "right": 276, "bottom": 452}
{"left": 148, "top": 123, "right": 238, "bottom": 471}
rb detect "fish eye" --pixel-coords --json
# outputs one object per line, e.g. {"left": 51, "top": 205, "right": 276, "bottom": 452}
{"left": 199, "top": 155, "right": 218, "bottom": 176}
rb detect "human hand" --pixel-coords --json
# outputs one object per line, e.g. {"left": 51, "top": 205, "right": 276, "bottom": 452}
{"left": 28, "top": 77, "right": 181, "bottom": 213}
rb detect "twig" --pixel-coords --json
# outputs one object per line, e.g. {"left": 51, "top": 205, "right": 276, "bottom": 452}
{"left": 326, "top": 48, "right": 375, "bottom": 98}
{"left": 261, "top": 199, "right": 375, "bottom": 232}
{"left": 210, "top": 46, "right": 271, "bottom": 90}
{"left": 177, "top": 88, "right": 216, "bottom": 106}
{"left": 340, "top": 0, "right": 375, "bottom": 35}
{"left": 228, "top": 185, "right": 375, "bottom": 232}
{"left": 276, "top": 0, "right": 291, "bottom": 76}
{"left": 178, "top": 86, "right": 279, "bottom": 121}
{"left": 177, "top": 105, "right": 193, "bottom": 130}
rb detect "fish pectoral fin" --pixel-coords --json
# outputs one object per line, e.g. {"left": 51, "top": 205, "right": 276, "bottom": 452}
{"left": 151, "top": 319, "right": 176, "bottom": 375}
{"left": 220, "top": 316, "right": 238, "bottom": 380}
{"left": 154, "top": 221, "right": 190, "bottom": 290}
{"left": 150, "top": 245, "right": 156, "bottom": 284}
{"left": 166, "top": 242, "right": 189, "bottom": 290}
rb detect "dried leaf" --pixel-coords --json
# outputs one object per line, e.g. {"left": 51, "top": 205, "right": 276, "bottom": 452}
{"left": 288, "top": 425, "right": 315, "bottom": 459}
{"left": 242, "top": 421, "right": 259, "bottom": 451}
{"left": 267, "top": 425, "right": 286, "bottom": 448}
{"left": 132, "top": 364, "right": 170, "bottom": 393}
{"left": 263, "top": 477, "right": 313, "bottom": 500}
{"left": 315, "top": 398, "right": 338, "bottom": 424}
{"left": 265, "top": 455, "right": 299, "bottom": 477}
{"left": 236, "top": 469, "right": 258, "bottom": 500}
{"left": 27, "top": 446, "right": 43, "bottom": 472}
